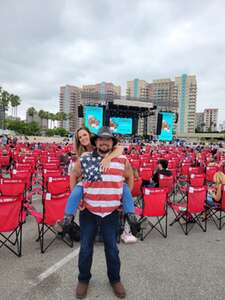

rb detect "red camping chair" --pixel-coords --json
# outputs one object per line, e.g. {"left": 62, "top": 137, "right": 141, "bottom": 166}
{"left": 42, "top": 169, "right": 62, "bottom": 190}
{"left": 47, "top": 176, "right": 70, "bottom": 195}
{"left": 205, "top": 185, "right": 225, "bottom": 230}
{"left": 131, "top": 177, "right": 143, "bottom": 207}
{"left": 169, "top": 186, "right": 207, "bottom": 235}
{"left": 11, "top": 169, "right": 32, "bottom": 190}
{"left": 135, "top": 187, "right": 167, "bottom": 240}
{"left": 0, "top": 195, "right": 26, "bottom": 257}
{"left": 32, "top": 192, "right": 73, "bottom": 253}
{"left": 0, "top": 178, "right": 26, "bottom": 197}
{"left": 130, "top": 159, "right": 140, "bottom": 169}
{"left": 206, "top": 166, "right": 218, "bottom": 184}
{"left": 189, "top": 173, "right": 205, "bottom": 188}
{"left": 139, "top": 167, "right": 153, "bottom": 181}
{"left": 159, "top": 175, "right": 174, "bottom": 201}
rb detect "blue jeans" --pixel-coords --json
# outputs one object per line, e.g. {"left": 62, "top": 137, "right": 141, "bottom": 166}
{"left": 206, "top": 193, "right": 216, "bottom": 206}
{"left": 78, "top": 209, "right": 121, "bottom": 283}
{"left": 65, "top": 183, "right": 134, "bottom": 216}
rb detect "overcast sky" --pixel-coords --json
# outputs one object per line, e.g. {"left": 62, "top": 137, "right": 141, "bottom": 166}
{"left": 1, "top": 0, "right": 225, "bottom": 123}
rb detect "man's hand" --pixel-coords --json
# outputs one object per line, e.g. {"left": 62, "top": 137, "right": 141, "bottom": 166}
{"left": 100, "top": 156, "right": 111, "bottom": 172}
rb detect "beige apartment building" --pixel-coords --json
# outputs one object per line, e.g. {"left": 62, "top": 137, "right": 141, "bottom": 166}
{"left": 195, "top": 112, "right": 204, "bottom": 131}
{"left": 82, "top": 82, "right": 121, "bottom": 105}
{"left": 126, "top": 79, "right": 149, "bottom": 99}
{"left": 175, "top": 74, "right": 197, "bottom": 134}
{"left": 147, "top": 79, "right": 178, "bottom": 134}
{"left": 59, "top": 85, "right": 82, "bottom": 132}
{"left": 203, "top": 108, "right": 218, "bottom": 132}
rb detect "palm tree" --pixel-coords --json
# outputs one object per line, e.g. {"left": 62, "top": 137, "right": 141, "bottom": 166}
{"left": 56, "top": 112, "right": 67, "bottom": 128}
{"left": 10, "top": 94, "right": 21, "bottom": 118}
{"left": 27, "top": 107, "right": 37, "bottom": 122}
{"left": 0, "top": 87, "right": 10, "bottom": 129}
{"left": 44, "top": 111, "right": 50, "bottom": 129}
{"left": 38, "top": 110, "right": 46, "bottom": 129}
{"left": 48, "top": 112, "right": 56, "bottom": 129}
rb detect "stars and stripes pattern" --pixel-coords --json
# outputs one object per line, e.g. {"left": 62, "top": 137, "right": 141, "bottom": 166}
{"left": 80, "top": 153, "right": 127, "bottom": 217}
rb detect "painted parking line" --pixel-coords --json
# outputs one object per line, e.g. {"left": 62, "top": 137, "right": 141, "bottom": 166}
{"left": 29, "top": 247, "right": 80, "bottom": 287}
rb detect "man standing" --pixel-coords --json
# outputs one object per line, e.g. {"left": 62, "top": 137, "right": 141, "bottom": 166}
{"left": 72, "top": 127, "right": 133, "bottom": 299}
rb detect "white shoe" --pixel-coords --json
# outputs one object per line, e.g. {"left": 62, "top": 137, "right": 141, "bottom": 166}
{"left": 121, "top": 232, "right": 137, "bottom": 244}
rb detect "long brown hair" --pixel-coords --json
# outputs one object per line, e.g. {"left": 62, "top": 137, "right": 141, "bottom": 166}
{"left": 74, "top": 126, "right": 93, "bottom": 157}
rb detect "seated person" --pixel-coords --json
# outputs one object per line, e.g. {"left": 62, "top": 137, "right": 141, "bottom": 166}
{"left": 207, "top": 171, "right": 225, "bottom": 206}
{"left": 143, "top": 159, "right": 172, "bottom": 188}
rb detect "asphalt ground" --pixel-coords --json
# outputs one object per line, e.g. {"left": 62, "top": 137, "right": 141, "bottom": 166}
{"left": 1, "top": 196, "right": 225, "bottom": 300}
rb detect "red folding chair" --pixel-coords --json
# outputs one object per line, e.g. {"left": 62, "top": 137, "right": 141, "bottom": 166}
{"left": 130, "top": 159, "right": 140, "bottom": 169}
{"left": 159, "top": 175, "right": 174, "bottom": 194}
{"left": 169, "top": 186, "right": 207, "bottom": 235}
{"left": 32, "top": 192, "right": 73, "bottom": 253}
{"left": 139, "top": 167, "right": 153, "bottom": 181}
{"left": 135, "top": 187, "right": 168, "bottom": 240}
{"left": 206, "top": 166, "right": 218, "bottom": 184}
{"left": 0, "top": 195, "right": 26, "bottom": 257}
{"left": 11, "top": 169, "right": 32, "bottom": 190}
{"left": 206, "top": 185, "right": 225, "bottom": 230}
{"left": 42, "top": 169, "right": 62, "bottom": 190}
{"left": 47, "top": 176, "right": 70, "bottom": 195}
{"left": 189, "top": 174, "right": 205, "bottom": 187}
{"left": 0, "top": 178, "right": 26, "bottom": 197}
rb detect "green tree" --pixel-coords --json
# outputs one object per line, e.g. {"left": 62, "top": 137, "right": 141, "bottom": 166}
{"left": 6, "top": 119, "right": 40, "bottom": 136}
{"left": 27, "top": 107, "right": 37, "bottom": 122}
{"left": 48, "top": 112, "right": 56, "bottom": 128}
{"left": 44, "top": 111, "right": 50, "bottom": 129}
{"left": 38, "top": 109, "right": 46, "bottom": 128}
{"left": 10, "top": 94, "right": 21, "bottom": 118}
{"left": 0, "top": 87, "right": 11, "bottom": 129}
{"left": 56, "top": 112, "right": 68, "bottom": 127}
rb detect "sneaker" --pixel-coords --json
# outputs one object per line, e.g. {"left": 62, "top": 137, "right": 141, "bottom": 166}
{"left": 54, "top": 215, "right": 74, "bottom": 234}
{"left": 111, "top": 281, "right": 126, "bottom": 298}
{"left": 75, "top": 281, "right": 89, "bottom": 299}
{"left": 121, "top": 232, "right": 137, "bottom": 244}
{"left": 126, "top": 213, "right": 141, "bottom": 237}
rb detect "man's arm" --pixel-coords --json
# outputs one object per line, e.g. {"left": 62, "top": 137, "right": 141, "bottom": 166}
{"left": 123, "top": 160, "right": 134, "bottom": 191}
{"left": 100, "top": 145, "right": 124, "bottom": 171}
{"left": 70, "top": 159, "right": 82, "bottom": 190}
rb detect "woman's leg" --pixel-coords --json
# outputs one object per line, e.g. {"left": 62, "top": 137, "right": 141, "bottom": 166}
{"left": 65, "top": 185, "right": 84, "bottom": 216}
{"left": 122, "top": 183, "right": 134, "bottom": 214}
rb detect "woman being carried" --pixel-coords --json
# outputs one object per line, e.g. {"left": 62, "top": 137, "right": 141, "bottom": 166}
{"left": 58, "top": 126, "right": 139, "bottom": 235}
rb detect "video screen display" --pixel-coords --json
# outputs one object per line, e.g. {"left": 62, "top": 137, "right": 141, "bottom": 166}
{"left": 110, "top": 117, "right": 133, "bottom": 134}
{"left": 84, "top": 105, "right": 103, "bottom": 134}
{"left": 158, "top": 112, "right": 174, "bottom": 141}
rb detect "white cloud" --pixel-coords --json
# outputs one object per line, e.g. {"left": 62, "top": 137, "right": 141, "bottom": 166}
{"left": 0, "top": 0, "right": 225, "bottom": 123}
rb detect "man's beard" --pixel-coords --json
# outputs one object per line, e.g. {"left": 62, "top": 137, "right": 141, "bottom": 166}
{"left": 97, "top": 145, "right": 112, "bottom": 155}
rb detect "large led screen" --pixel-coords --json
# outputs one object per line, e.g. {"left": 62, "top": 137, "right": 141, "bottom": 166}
{"left": 158, "top": 112, "right": 174, "bottom": 141}
{"left": 110, "top": 117, "right": 133, "bottom": 134}
{"left": 84, "top": 106, "right": 103, "bottom": 134}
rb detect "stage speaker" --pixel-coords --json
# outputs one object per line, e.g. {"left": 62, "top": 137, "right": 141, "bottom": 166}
{"left": 156, "top": 113, "right": 163, "bottom": 135}
{"left": 174, "top": 112, "right": 179, "bottom": 123}
{"left": 78, "top": 105, "right": 83, "bottom": 117}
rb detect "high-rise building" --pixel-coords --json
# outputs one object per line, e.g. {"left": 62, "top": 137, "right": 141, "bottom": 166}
{"left": 147, "top": 79, "right": 178, "bottom": 134}
{"left": 59, "top": 85, "right": 82, "bottom": 132}
{"left": 219, "top": 121, "right": 225, "bottom": 132}
{"left": 175, "top": 74, "right": 197, "bottom": 134}
{"left": 195, "top": 112, "right": 204, "bottom": 131}
{"left": 126, "top": 79, "right": 150, "bottom": 135}
{"left": 126, "top": 79, "right": 149, "bottom": 99}
{"left": 203, "top": 108, "right": 218, "bottom": 132}
{"left": 82, "top": 82, "right": 121, "bottom": 105}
